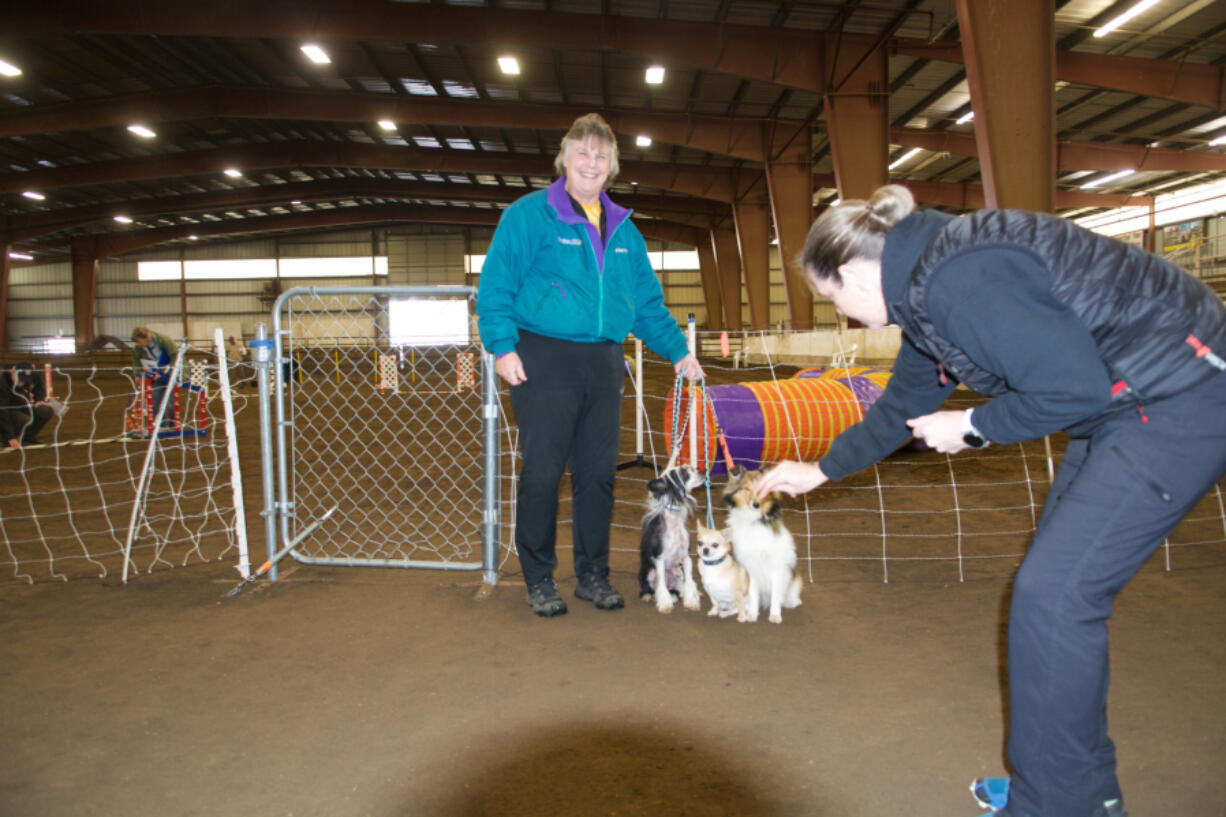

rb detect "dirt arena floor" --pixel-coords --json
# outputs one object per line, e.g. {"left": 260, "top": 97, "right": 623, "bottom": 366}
{"left": 2, "top": 353, "right": 1224, "bottom": 817}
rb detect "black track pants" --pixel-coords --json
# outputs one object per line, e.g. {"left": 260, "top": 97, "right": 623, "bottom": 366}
{"left": 508, "top": 331, "right": 624, "bottom": 588}
{"left": 1006, "top": 371, "right": 1226, "bottom": 817}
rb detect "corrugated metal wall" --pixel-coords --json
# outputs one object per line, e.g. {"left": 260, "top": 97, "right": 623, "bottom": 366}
{"left": 5, "top": 262, "right": 73, "bottom": 343}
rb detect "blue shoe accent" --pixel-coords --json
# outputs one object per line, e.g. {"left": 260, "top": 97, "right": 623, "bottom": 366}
{"left": 971, "top": 777, "right": 1009, "bottom": 811}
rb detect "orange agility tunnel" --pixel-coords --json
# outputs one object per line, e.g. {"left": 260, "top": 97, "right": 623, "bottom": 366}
{"left": 665, "top": 367, "right": 892, "bottom": 476}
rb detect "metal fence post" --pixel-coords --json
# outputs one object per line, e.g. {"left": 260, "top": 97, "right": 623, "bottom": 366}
{"left": 482, "top": 348, "right": 500, "bottom": 586}
{"left": 252, "top": 324, "right": 279, "bottom": 581}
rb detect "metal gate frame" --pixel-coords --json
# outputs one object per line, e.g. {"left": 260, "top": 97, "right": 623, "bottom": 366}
{"left": 255, "top": 285, "right": 500, "bottom": 586}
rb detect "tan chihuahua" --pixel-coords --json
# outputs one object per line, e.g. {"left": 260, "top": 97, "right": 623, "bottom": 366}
{"left": 695, "top": 524, "right": 752, "bottom": 622}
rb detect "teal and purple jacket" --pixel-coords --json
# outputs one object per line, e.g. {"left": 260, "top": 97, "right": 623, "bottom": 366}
{"left": 477, "top": 177, "right": 689, "bottom": 364}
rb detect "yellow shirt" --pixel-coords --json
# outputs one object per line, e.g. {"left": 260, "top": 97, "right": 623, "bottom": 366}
{"left": 580, "top": 201, "right": 602, "bottom": 234}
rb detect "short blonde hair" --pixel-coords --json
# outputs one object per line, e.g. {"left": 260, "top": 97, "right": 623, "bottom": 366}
{"left": 131, "top": 326, "right": 153, "bottom": 342}
{"left": 554, "top": 113, "right": 619, "bottom": 182}
{"left": 799, "top": 184, "right": 915, "bottom": 288}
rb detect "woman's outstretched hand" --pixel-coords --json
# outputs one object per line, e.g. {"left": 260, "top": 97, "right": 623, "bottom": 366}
{"left": 755, "top": 461, "right": 829, "bottom": 498}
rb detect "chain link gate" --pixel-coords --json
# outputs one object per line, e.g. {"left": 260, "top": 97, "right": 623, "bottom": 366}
{"left": 262, "top": 286, "right": 499, "bottom": 587}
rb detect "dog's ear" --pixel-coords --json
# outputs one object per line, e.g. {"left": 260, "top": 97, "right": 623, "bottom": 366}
{"left": 722, "top": 466, "right": 744, "bottom": 498}
{"left": 721, "top": 527, "right": 733, "bottom": 540}
{"left": 647, "top": 478, "right": 666, "bottom": 496}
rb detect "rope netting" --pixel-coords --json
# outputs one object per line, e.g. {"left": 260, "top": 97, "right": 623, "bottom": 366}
{"left": 0, "top": 343, "right": 248, "bottom": 584}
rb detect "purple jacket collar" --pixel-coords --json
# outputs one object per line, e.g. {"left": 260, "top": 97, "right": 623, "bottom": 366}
{"left": 546, "top": 177, "right": 632, "bottom": 237}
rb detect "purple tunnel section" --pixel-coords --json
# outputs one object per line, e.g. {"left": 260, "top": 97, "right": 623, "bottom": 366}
{"left": 711, "top": 384, "right": 766, "bottom": 472}
{"left": 795, "top": 368, "right": 886, "bottom": 406}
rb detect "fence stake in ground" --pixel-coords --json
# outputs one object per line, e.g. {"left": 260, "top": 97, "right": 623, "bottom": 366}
{"left": 226, "top": 506, "right": 338, "bottom": 598}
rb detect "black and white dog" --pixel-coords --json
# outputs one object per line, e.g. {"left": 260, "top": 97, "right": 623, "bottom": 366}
{"left": 638, "top": 465, "right": 704, "bottom": 614}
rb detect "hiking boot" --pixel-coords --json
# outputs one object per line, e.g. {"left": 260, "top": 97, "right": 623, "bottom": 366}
{"left": 526, "top": 579, "right": 567, "bottom": 617}
{"left": 574, "top": 573, "right": 625, "bottom": 610}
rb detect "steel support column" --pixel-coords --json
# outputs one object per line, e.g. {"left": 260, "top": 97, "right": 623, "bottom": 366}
{"left": 957, "top": 0, "right": 1056, "bottom": 212}
{"left": 71, "top": 239, "right": 98, "bottom": 347}
{"left": 824, "top": 42, "right": 889, "bottom": 200}
{"left": 695, "top": 235, "right": 724, "bottom": 331}
{"left": 733, "top": 201, "right": 772, "bottom": 331}
{"left": 764, "top": 137, "right": 814, "bottom": 330}
{"left": 0, "top": 245, "right": 10, "bottom": 352}
{"left": 711, "top": 228, "right": 743, "bottom": 331}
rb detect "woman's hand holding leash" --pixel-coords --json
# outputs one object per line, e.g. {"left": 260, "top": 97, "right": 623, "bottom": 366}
{"left": 756, "top": 461, "right": 828, "bottom": 498}
{"left": 674, "top": 353, "right": 704, "bottom": 381}
{"left": 495, "top": 352, "right": 527, "bottom": 386}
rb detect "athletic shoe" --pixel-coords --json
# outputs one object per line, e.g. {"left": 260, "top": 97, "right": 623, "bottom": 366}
{"left": 971, "top": 777, "right": 1127, "bottom": 817}
{"left": 971, "top": 778, "right": 1009, "bottom": 811}
{"left": 527, "top": 578, "right": 567, "bottom": 617}
{"left": 574, "top": 572, "right": 625, "bottom": 610}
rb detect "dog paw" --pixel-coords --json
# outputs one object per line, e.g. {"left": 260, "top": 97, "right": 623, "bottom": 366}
{"left": 736, "top": 613, "right": 749, "bottom": 623}
{"left": 769, "top": 612, "right": 783, "bottom": 624}
{"left": 639, "top": 592, "right": 654, "bottom": 603}
{"left": 683, "top": 598, "right": 700, "bottom": 612}
{"left": 657, "top": 603, "right": 674, "bottom": 614}
{"left": 707, "top": 607, "right": 719, "bottom": 617}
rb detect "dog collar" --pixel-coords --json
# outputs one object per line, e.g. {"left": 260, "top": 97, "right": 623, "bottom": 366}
{"left": 700, "top": 554, "right": 728, "bottom": 566}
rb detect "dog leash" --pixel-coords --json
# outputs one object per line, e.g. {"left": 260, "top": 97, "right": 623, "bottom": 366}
{"left": 669, "top": 371, "right": 733, "bottom": 530}
{"left": 698, "top": 374, "right": 717, "bottom": 529}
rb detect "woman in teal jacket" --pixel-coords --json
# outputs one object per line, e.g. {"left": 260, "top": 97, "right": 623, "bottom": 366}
{"left": 478, "top": 113, "right": 703, "bottom": 617}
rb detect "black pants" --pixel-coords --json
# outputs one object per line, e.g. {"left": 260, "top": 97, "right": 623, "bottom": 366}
{"left": 509, "top": 331, "right": 624, "bottom": 588}
{"left": 1006, "top": 372, "right": 1226, "bottom": 817}
{"left": 5, "top": 403, "right": 53, "bottom": 443}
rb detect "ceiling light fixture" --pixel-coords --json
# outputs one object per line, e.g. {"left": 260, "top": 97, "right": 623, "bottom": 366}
{"left": 635, "top": 135, "right": 652, "bottom": 147}
{"left": 188, "top": 235, "right": 199, "bottom": 241}
{"left": 0, "top": 59, "right": 20, "bottom": 77}
{"left": 114, "top": 215, "right": 133, "bottom": 224}
{"left": 128, "top": 124, "right": 157, "bottom": 138}
{"left": 224, "top": 168, "right": 243, "bottom": 178}
{"left": 300, "top": 44, "right": 331, "bottom": 64}
{"left": 955, "top": 111, "right": 975, "bottom": 125}
{"left": 888, "top": 148, "right": 923, "bottom": 170}
{"left": 22, "top": 190, "right": 45, "bottom": 201}
{"left": 1094, "top": 0, "right": 1161, "bottom": 38}
{"left": 9, "top": 251, "right": 34, "bottom": 261}
{"left": 1210, "top": 133, "right": 1226, "bottom": 147}
{"left": 645, "top": 65, "right": 665, "bottom": 85}
{"left": 497, "top": 56, "right": 520, "bottom": 75}
{"left": 378, "top": 120, "right": 396, "bottom": 131}
{"left": 1080, "top": 168, "right": 1136, "bottom": 189}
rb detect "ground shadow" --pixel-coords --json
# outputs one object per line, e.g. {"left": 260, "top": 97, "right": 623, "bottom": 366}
{"left": 425, "top": 721, "right": 797, "bottom": 817}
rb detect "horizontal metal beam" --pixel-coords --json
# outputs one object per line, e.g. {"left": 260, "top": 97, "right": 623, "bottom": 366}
{"left": 9, "top": 1, "right": 1220, "bottom": 106}
{"left": 8, "top": 1, "right": 835, "bottom": 94}
{"left": 68, "top": 202, "right": 704, "bottom": 258}
{"left": 3, "top": 86, "right": 1213, "bottom": 184}
{"left": 3, "top": 150, "right": 1143, "bottom": 254}
{"left": 1, "top": 177, "right": 728, "bottom": 242}
{"left": 0, "top": 85, "right": 775, "bottom": 164}
{"left": 895, "top": 37, "right": 1226, "bottom": 110}
{"left": 889, "top": 127, "right": 1226, "bottom": 173}
{"left": 0, "top": 141, "right": 749, "bottom": 203}
{"left": 901, "top": 180, "right": 1152, "bottom": 211}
